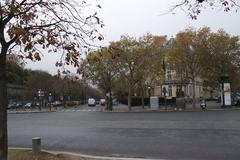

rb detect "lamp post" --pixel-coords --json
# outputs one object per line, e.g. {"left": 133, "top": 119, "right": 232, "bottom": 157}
{"left": 48, "top": 92, "right": 53, "bottom": 111}
{"left": 148, "top": 86, "right": 151, "bottom": 107}
{"left": 37, "top": 89, "right": 44, "bottom": 111}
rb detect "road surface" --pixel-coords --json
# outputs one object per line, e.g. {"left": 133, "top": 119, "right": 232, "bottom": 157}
{"left": 8, "top": 109, "right": 240, "bottom": 160}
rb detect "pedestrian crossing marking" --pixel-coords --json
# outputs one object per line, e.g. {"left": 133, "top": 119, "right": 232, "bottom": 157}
{"left": 59, "top": 108, "right": 101, "bottom": 112}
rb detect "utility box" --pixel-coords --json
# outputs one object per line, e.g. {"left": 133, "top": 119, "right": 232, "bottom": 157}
{"left": 150, "top": 96, "right": 159, "bottom": 110}
{"left": 175, "top": 97, "right": 186, "bottom": 110}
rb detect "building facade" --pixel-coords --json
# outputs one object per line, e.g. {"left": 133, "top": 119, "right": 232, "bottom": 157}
{"left": 151, "top": 36, "right": 208, "bottom": 100}
{"left": 152, "top": 68, "right": 204, "bottom": 99}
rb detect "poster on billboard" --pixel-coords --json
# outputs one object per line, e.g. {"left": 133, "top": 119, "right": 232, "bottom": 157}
{"left": 224, "top": 83, "right": 231, "bottom": 92}
{"left": 162, "top": 85, "right": 169, "bottom": 97}
{"left": 224, "top": 83, "right": 231, "bottom": 106}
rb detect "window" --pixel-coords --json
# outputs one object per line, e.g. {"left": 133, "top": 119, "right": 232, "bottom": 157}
{"left": 176, "top": 85, "right": 182, "bottom": 97}
{"left": 167, "top": 71, "right": 172, "bottom": 80}
{"left": 177, "top": 85, "right": 182, "bottom": 93}
{"left": 169, "top": 85, "right": 172, "bottom": 97}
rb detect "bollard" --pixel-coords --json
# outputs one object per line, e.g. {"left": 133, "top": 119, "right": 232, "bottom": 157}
{"left": 32, "top": 137, "right": 41, "bottom": 155}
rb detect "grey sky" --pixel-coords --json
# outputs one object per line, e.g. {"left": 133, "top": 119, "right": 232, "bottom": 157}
{"left": 26, "top": 0, "right": 240, "bottom": 74}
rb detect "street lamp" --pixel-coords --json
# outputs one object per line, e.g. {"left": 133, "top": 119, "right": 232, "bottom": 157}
{"left": 48, "top": 92, "right": 53, "bottom": 111}
{"left": 37, "top": 89, "right": 44, "bottom": 111}
{"left": 148, "top": 86, "right": 151, "bottom": 107}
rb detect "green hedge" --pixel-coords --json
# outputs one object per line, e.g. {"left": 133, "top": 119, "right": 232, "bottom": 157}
{"left": 119, "top": 97, "right": 176, "bottom": 106}
{"left": 119, "top": 97, "right": 149, "bottom": 106}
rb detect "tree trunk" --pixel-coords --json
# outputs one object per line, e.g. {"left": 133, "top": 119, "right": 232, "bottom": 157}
{"left": 141, "top": 86, "right": 145, "bottom": 109}
{"left": 105, "top": 87, "right": 113, "bottom": 111}
{"left": 109, "top": 90, "right": 113, "bottom": 111}
{"left": 0, "top": 48, "right": 8, "bottom": 160}
{"left": 128, "top": 86, "right": 132, "bottom": 111}
{"left": 192, "top": 81, "right": 196, "bottom": 109}
{"left": 107, "top": 89, "right": 113, "bottom": 111}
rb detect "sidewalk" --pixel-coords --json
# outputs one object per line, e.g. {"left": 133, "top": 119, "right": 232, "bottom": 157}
{"left": 8, "top": 101, "right": 240, "bottom": 113}
{"left": 7, "top": 108, "right": 56, "bottom": 114}
{"left": 109, "top": 101, "right": 240, "bottom": 112}
{"left": 7, "top": 105, "right": 104, "bottom": 114}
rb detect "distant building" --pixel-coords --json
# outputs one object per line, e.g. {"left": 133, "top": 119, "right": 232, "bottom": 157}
{"left": 150, "top": 36, "right": 211, "bottom": 99}
{"left": 152, "top": 68, "right": 204, "bottom": 99}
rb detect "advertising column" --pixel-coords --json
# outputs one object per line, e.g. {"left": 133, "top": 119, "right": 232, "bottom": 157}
{"left": 220, "top": 74, "right": 231, "bottom": 108}
{"left": 223, "top": 83, "right": 231, "bottom": 106}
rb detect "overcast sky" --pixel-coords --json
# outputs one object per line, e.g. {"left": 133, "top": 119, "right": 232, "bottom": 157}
{"left": 26, "top": 0, "right": 240, "bottom": 74}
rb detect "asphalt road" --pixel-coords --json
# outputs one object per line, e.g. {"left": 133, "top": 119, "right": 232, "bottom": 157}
{"left": 8, "top": 110, "right": 240, "bottom": 160}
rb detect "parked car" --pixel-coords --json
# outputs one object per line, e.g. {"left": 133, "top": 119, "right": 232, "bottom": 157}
{"left": 33, "top": 102, "right": 40, "bottom": 107}
{"left": 52, "top": 101, "right": 62, "bottom": 107}
{"left": 88, "top": 98, "right": 96, "bottom": 106}
{"left": 112, "top": 98, "right": 119, "bottom": 105}
{"left": 8, "top": 102, "right": 23, "bottom": 110}
{"left": 232, "top": 94, "right": 240, "bottom": 106}
{"left": 8, "top": 103, "right": 16, "bottom": 110}
{"left": 24, "top": 102, "right": 32, "bottom": 109}
{"left": 100, "top": 99, "right": 106, "bottom": 106}
{"left": 95, "top": 100, "right": 100, "bottom": 104}
{"left": 16, "top": 102, "right": 23, "bottom": 108}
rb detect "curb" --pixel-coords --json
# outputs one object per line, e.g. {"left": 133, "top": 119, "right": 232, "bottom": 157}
{"left": 9, "top": 147, "right": 163, "bottom": 160}
{"left": 103, "top": 107, "right": 240, "bottom": 113}
{"left": 8, "top": 108, "right": 240, "bottom": 114}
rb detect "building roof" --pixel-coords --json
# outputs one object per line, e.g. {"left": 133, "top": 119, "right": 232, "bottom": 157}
{"left": 153, "top": 35, "right": 167, "bottom": 46}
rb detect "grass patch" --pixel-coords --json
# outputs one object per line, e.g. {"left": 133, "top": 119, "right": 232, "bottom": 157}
{"left": 8, "top": 149, "right": 98, "bottom": 160}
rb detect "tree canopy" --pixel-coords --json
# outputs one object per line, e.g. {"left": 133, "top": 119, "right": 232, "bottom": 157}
{"left": 81, "top": 34, "right": 165, "bottom": 110}
{"left": 0, "top": 1, "right": 103, "bottom": 159}
{"left": 167, "top": 27, "right": 240, "bottom": 108}
{"left": 0, "top": 0, "right": 103, "bottom": 69}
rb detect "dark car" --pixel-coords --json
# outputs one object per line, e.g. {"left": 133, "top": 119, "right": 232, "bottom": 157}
{"left": 16, "top": 102, "right": 23, "bottom": 108}
{"left": 8, "top": 102, "right": 23, "bottom": 110}
{"left": 24, "top": 102, "right": 33, "bottom": 109}
{"left": 8, "top": 103, "right": 16, "bottom": 110}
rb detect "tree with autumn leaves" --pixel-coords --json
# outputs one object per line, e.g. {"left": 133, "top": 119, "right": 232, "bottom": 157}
{"left": 81, "top": 34, "right": 165, "bottom": 111}
{"left": 0, "top": 1, "right": 103, "bottom": 159}
{"left": 82, "top": 29, "right": 240, "bottom": 112}
{"left": 111, "top": 35, "right": 165, "bottom": 110}
{"left": 167, "top": 27, "right": 240, "bottom": 109}
{"left": 80, "top": 47, "right": 120, "bottom": 111}
{"left": 202, "top": 29, "right": 240, "bottom": 90}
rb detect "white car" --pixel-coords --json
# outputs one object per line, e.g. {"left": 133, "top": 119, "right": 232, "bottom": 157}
{"left": 100, "top": 99, "right": 106, "bottom": 106}
{"left": 88, "top": 98, "right": 96, "bottom": 106}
